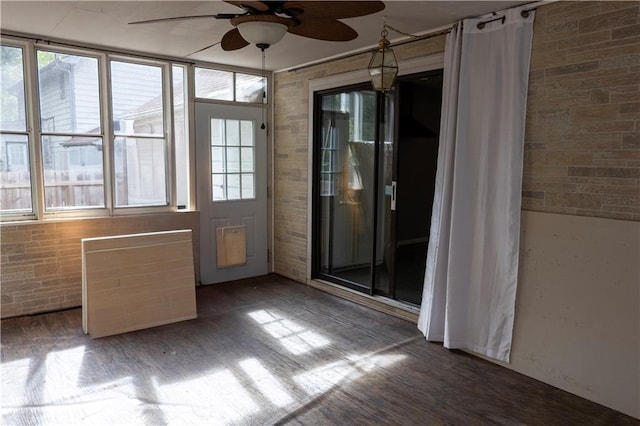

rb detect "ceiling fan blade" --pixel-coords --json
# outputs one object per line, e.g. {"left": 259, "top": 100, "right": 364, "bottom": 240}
{"left": 129, "top": 14, "right": 236, "bottom": 25}
{"left": 225, "top": 1, "right": 270, "bottom": 12}
{"left": 288, "top": 19, "right": 357, "bottom": 42}
{"left": 221, "top": 28, "right": 250, "bottom": 51}
{"left": 187, "top": 41, "right": 221, "bottom": 57}
{"left": 282, "top": 1, "right": 384, "bottom": 19}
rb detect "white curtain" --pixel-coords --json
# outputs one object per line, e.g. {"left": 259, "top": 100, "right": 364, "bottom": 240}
{"left": 418, "top": 6, "right": 535, "bottom": 363}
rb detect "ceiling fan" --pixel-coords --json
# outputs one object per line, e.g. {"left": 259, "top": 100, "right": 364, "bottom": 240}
{"left": 130, "top": 1, "right": 386, "bottom": 52}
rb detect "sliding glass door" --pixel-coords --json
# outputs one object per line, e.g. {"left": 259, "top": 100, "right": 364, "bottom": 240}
{"left": 313, "top": 86, "right": 393, "bottom": 295}
{"left": 312, "top": 70, "right": 443, "bottom": 305}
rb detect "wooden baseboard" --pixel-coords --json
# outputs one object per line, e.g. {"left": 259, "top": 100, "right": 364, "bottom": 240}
{"left": 306, "top": 279, "right": 419, "bottom": 323}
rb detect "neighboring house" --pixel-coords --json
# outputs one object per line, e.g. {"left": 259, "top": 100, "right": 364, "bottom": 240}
{"left": 1, "top": 55, "right": 173, "bottom": 209}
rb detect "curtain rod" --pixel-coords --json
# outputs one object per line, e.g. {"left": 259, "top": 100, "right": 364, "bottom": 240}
{"left": 283, "top": 0, "right": 543, "bottom": 74}
{"left": 476, "top": 6, "right": 537, "bottom": 29}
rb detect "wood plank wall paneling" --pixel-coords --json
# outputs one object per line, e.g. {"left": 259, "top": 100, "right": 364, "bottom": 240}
{"left": 82, "top": 230, "right": 197, "bottom": 338}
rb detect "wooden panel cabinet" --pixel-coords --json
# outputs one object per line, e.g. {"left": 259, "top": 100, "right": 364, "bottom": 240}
{"left": 82, "top": 230, "right": 197, "bottom": 338}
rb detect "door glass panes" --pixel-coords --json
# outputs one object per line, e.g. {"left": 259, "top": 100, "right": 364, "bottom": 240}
{"left": 111, "top": 60, "right": 168, "bottom": 207}
{"left": 317, "top": 90, "right": 377, "bottom": 290}
{"left": 38, "top": 50, "right": 104, "bottom": 210}
{"left": 373, "top": 93, "right": 395, "bottom": 297}
{"left": 1, "top": 45, "right": 32, "bottom": 213}
{"left": 195, "top": 68, "right": 233, "bottom": 101}
{"left": 210, "top": 118, "right": 255, "bottom": 201}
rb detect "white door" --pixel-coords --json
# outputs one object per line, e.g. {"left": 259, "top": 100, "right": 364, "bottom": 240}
{"left": 196, "top": 102, "right": 268, "bottom": 284}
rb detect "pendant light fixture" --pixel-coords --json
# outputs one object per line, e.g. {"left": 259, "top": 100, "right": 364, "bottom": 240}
{"left": 367, "top": 22, "right": 398, "bottom": 92}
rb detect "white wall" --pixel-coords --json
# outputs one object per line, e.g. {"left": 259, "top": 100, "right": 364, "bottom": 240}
{"left": 502, "top": 211, "right": 639, "bottom": 418}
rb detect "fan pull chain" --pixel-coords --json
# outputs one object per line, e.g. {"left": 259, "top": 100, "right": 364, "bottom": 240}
{"left": 261, "top": 47, "right": 266, "bottom": 130}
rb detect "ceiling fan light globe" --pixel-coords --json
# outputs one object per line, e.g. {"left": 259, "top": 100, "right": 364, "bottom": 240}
{"left": 237, "top": 21, "right": 288, "bottom": 46}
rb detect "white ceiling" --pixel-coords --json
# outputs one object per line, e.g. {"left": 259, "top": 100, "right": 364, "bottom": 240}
{"left": 0, "top": 1, "right": 531, "bottom": 72}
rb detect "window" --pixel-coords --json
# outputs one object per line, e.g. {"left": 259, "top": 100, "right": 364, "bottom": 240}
{"left": 196, "top": 68, "right": 233, "bottom": 101}
{"left": 235, "top": 73, "right": 264, "bottom": 103}
{"left": 37, "top": 50, "right": 104, "bottom": 211}
{"left": 195, "top": 67, "right": 265, "bottom": 103}
{"left": 210, "top": 118, "right": 255, "bottom": 201}
{"left": 1, "top": 36, "right": 272, "bottom": 221}
{"left": 1, "top": 45, "right": 33, "bottom": 214}
{"left": 111, "top": 60, "right": 168, "bottom": 208}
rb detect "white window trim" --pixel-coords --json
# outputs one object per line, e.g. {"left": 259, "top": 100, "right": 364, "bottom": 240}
{"left": 34, "top": 45, "right": 111, "bottom": 219}
{"left": 0, "top": 35, "right": 267, "bottom": 222}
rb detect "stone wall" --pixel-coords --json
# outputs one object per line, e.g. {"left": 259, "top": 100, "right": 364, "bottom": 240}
{"left": 0, "top": 212, "right": 199, "bottom": 318}
{"left": 273, "top": 36, "right": 446, "bottom": 282}
{"left": 272, "top": 1, "right": 639, "bottom": 283}
{"left": 523, "top": 1, "right": 639, "bottom": 220}
{"left": 270, "top": 2, "right": 639, "bottom": 417}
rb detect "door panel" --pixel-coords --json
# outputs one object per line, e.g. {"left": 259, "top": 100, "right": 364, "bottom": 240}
{"left": 392, "top": 73, "right": 443, "bottom": 305}
{"left": 313, "top": 71, "right": 443, "bottom": 306}
{"left": 373, "top": 92, "right": 395, "bottom": 297}
{"left": 196, "top": 103, "right": 268, "bottom": 284}
{"left": 315, "top": 92, "right": 376, "bottom": 292}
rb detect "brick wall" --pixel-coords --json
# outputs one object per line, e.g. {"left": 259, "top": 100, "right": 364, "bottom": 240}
{"left": 2, "top": 2, "right": 636, "bottom": 318}
{"left": 523, "top": 1, "right": 639, "bottom": 220}
{"left": 0, "top": 212, "right": 199, "bottom": 318}
{"left": 273, "top": 38, "right": 445, "bottom": 282}
{"left": 272, "top": 1, "right": 639, "bottom": 282}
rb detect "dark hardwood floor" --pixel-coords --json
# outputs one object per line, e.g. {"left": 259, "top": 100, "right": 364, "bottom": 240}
{"left": 1, "top": 274, "right": 637, "bottom": 425}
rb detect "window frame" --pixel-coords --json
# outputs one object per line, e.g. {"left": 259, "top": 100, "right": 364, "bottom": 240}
{"left": 0, "top": 40, "right": 38, "bottom": 220}
{"left": 0, "top": 37, "right": 192, "bottom": 221}
{"left": 0, "top": 35, "right": 270, "bottom": 222}
{"left": 35, "top": 46, "right": 109, "bottom": 216}
{"left": 107, "top": 56, "right": 174, "bottom": 214}
{"left": 194, "top": 66, "right": 266, "bottom": 105}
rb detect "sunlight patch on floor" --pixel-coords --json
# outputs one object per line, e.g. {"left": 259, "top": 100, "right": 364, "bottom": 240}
{"left": 239, "top": 358, "right": 295, "bottom": 408}
{"left": 248, "top": 310, "right": 330, "bottom": 355}
{"left": 1, "top": 357, "right": 31, "bottom": 407}
{"left": 152, "top": 369, "right": 259, "bottom": 424}
{"left": 43, "top": 346, "right": 86, "bottom": 402}
{"left": 293, "top": 352, "right": 407, "bottom": 397}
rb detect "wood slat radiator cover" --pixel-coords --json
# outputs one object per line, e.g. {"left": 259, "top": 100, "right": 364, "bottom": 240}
{"left": 81, "top": 230, "right": 197, "bottom": 338}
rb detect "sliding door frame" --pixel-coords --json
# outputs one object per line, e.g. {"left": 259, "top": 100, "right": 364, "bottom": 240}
{"left": 311, "top": 82, "right": 377, "bottom": 294}
{"left": 306, "top": 54, "right": 445, "bottom": 295}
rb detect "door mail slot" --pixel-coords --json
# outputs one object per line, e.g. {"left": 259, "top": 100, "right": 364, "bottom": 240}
{"left": 216, "top": 225, "right": 247, "bottom": 268}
